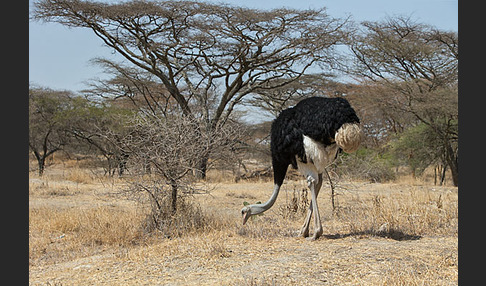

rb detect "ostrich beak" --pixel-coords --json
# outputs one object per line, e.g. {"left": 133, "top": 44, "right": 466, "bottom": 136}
{"left": 242, "top": 210, "right": 251, "bottom": 225}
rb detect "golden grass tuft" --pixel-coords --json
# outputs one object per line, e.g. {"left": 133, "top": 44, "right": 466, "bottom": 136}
{"left": 330, "top": 186, "right": 458, "bottom": 239}
{"left": 64, "top": 166, "right": 97, "bottom": 184}
{"left": 29, "top": 205, "right": 145, "bottom": 266}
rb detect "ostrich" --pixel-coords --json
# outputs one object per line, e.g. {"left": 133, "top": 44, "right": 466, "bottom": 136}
{"left": 241, "top": 96, "right": 363, "bottom": 240}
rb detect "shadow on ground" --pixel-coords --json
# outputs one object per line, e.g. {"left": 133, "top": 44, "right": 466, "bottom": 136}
{"left": 323, "top": 229, "right": 422, "bottom": 241}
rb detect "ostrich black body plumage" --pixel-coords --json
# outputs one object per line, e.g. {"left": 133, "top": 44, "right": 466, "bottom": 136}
{"left": 270, "top": 97, "right": 360, "bottom": 186}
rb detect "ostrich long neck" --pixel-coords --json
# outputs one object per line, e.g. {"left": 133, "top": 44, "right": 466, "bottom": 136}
{"left": 250, "top": 184, "right": 281, "bottom": 215}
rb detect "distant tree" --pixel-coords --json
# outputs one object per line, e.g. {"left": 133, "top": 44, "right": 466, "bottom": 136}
{"left": 390, "top": 123, "right": 444, "bottom": 179}
{"left": 65, "top": 96, "right": 135, "bottom": 176}
{"left": 347, "top": 16, "right": 458, "bottom": 186}
{"left": 32, "top": 0, "right": 350, "bottom": 178}
{"left": 29, "top": 87, "right": 73, "bottom": 175}
{"left": 348, "top": 16, "right": 458, "bottom": 87}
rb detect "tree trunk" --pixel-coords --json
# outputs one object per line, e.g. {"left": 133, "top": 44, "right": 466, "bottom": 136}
{"left": 32, "top": 150, "right": 46, "bottom": 176}
{"left": 170, "top": 180, "right": 178, "bottom": 214}
{"left": 440, "top": 164, "right": 447, "bottom": 186}
{"left": 117, "top": 153, "right": 129, "bottom": 176}
{"left": 194, "top": 154, "right": 209, "bottom": 180}
{"left": 434, "top": 165, "right": 437, "bottom": 186}
{"left": 37, "top": 157, "right": 46, "bottom": 176}
{"left": 445, "top": 142, "right": 458, "bottom": 187}
{"left": 447, "top": 158, "right": 458, "bottom": 187}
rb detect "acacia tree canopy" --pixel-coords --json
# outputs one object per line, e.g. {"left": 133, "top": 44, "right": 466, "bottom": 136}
{"left": 347, "top": 16, "right": 458, "bottom": 186}
{"left": 32, "top": 0, "right": 348, "bottom": 128}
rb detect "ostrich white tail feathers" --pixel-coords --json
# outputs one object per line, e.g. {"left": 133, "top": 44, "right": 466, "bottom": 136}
{"left": 335, "top": 123, "right": 363, "bottom": 153}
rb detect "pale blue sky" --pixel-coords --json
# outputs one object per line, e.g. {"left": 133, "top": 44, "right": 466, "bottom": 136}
{"left": 29, "top": 0, "right": 458, "bottom": 92}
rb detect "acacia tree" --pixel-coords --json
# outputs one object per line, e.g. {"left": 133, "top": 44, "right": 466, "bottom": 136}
{"left": 65, "top": 96, "right": 135, "bottom": 176}
{"left": 347, "top": 17, "right": 458, "bottom": 186}
{"left": 29, "top": 87, "right": 74, "bottom": 175}
{"left": 32, "top": 0, "right": 349, "bottom": 178}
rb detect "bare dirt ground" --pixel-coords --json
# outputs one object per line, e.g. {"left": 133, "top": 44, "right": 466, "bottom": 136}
{"left": 29, "top": 162, "right": 458, "bottom": 285}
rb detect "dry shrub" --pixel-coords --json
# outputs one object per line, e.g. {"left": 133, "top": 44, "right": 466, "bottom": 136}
{"left": 143, "top": 194, "right": 213, "bottom": 238}
{"left": 119, "top": 113, "right": 241, "bottom": 237}
{"left": 278, "top": 186, "right": 309, "bottom": 220}
{"left": 126, "top": 180, "right": 229, "bottom": 238}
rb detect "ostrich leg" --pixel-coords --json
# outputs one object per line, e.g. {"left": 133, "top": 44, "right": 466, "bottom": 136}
{"left": 299, "top": 173, "right": 323, "bottom": 238}
{"left": 310, "top": 175, "right": 324, "bottom": 240}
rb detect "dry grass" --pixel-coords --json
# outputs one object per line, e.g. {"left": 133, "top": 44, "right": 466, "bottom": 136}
{"left": 29, "top": 206, "right": 144, "bottom": 266}
{"left": 29, "top": 158, "right": 458, "bottom": 285}
{"left": 331, "top": 185, "right": 457, "bottom": 238}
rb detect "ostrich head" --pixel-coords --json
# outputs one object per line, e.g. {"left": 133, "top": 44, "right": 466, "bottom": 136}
{"left": 335, "top": 123, "right": 364, "bottom": 153}
{"left": 241, "top": 206, "right": 252, "bottom": 225}
{"left": 240, "top": 189, "right": 279, "bottom": 225}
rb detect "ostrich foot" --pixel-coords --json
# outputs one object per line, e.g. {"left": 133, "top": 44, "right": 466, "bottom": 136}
{"left": 299, "top": 210, "right": 312, "bottom": 238}
{"left": 299, "top": 229, "right": 309, "bottom": 238}
{"left": 308, "top": 229, "right": 323, "bottom": 241}
{"left": 307, "top": 234, "right": 322, "bottom": 241}
{"left": 299, "top": 223, "right": 310, "bottom": 237}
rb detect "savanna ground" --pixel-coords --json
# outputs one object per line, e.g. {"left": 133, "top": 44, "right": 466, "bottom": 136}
{"left": 29, "top": 156, "right": 458, "bottom": 285}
